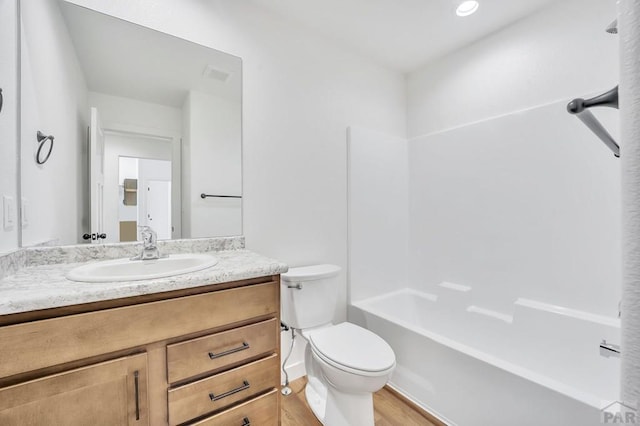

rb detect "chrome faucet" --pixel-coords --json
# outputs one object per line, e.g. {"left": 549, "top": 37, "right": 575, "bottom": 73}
{"left": 132, "top": 226, "right": 163, "bottom": 260}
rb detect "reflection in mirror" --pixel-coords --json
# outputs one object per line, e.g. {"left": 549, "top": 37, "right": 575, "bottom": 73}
{"left": 19, "top": 0, "right": 242, "bottom": 247}
{"left": 118, "top": 157, "right": 172, "bottom": 242}
{"left": 0, "top": 0, "right": 19, "bottom": 253}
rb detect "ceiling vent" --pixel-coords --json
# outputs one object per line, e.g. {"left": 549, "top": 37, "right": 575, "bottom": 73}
{"left": 203, "top": 65, "right": 231, "bottom": 82}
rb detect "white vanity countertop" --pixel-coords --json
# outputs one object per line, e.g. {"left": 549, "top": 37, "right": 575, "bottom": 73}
{"left": 0, "top": 249, "right": 288, "bottom": 316}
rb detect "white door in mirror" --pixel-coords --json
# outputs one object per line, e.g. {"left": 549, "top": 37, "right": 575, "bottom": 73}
{"left": 65, "top": 253, "right": 218, "bottom": 283}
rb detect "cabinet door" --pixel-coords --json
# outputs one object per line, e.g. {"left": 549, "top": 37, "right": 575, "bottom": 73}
{"left": 0, "top": 353, "right": 148, "bottom": 426}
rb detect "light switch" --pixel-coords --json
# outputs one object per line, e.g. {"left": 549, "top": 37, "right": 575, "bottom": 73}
{"left": 3, "top": 196, "right": 15, "bottom": 230}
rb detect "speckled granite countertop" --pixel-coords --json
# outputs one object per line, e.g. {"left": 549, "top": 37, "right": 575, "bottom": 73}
{"left": 0, "top": 237, "right": 288, "bottom": 316}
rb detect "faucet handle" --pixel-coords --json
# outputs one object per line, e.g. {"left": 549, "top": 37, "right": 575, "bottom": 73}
{"left": 132, "top": 225, "right": 164, "bottom": 260}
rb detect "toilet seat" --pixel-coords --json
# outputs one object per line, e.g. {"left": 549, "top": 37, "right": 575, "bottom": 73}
{"left": 308, "top": 322, "right": 396, "bottom": 377}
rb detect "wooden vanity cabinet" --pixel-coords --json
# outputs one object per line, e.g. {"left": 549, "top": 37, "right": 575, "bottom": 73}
{"left": 0, "top": 275, "right": 281, "bottom": 426}
{"left": 0, "top": 353, "right": 148, "bottom": 426}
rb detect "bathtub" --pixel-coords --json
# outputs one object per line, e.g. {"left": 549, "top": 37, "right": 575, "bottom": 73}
{"left": 349, "top": 288, "right": 620, "bottom": 426}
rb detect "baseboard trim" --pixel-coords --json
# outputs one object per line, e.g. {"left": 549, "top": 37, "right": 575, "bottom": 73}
{"left": 281, "top": 360, "right": 306, "bottom": 385}
{"left": 383, "top": 384, "right": 449, "bottom": 426}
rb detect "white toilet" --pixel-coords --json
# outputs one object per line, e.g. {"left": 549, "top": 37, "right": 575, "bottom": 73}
{"left": 281, "top": 264, "right": 396, "bottom": 426}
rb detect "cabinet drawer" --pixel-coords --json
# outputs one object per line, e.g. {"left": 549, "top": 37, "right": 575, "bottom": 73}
{"left": 0, "top": 353, "right": 148, "bottom": 426}
{"left": 191, "top": 389, "right": 278, "bottom": 426}
{"left": 167, "top": 318, "right": 278, "bottom": 383}
{"left": 0, "top": 281, "right": 278, "bottom": 379}
{"left": 168, "top": 354, "right": 279, "bottom": 426}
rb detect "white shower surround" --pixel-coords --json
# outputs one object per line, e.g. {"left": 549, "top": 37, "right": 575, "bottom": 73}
{"left": 348, "top": 96, "right": 622, "bottom": 423}
{"left": 350, "top": 288, "right": 620, "bottom": 426}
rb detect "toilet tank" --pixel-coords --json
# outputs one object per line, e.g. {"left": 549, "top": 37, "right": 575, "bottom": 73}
{"left": 280, "top": 264, "right": 342, "bottom": 330}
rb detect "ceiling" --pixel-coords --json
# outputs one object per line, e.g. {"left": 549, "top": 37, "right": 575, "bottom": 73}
{"left": 250, "top": 0, "right": 559, "bottom": 72}
{"left": 60, "top": 2, "right": 242, "bottom": 107}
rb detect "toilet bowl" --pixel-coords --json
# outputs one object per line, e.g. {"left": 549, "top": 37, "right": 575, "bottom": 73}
{"left": 281, "top": 265, "right": 396, "bottom": 426}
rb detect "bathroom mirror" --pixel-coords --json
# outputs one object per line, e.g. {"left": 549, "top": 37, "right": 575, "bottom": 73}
{"left": 19, "top": 0, "right": 242, "bottom": 247}
{"left": 0, "top": 0, "right": 19, "bottom": 253}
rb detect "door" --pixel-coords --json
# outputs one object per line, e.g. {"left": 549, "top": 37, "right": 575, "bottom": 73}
{"left": 89, "top": 107, "right": 105, "bottom": 243}
{"left": 0, "top": 353, "right": 148, "bottom": 425}
{"left": 145, "top": 180, "right": 171, "bottom": 240}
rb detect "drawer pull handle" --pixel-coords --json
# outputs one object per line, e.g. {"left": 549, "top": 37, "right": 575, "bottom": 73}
{"left": 209, "top": 380, "right": 250, "bottom": 402}
{"left": 208, "top": 341, "right": 250, "bottom": 359}
{"left": 242, "top": 417, "right": 251, "bottom": 426}
{"left": 134, "top": 370, "right": 140, "bottom": 421}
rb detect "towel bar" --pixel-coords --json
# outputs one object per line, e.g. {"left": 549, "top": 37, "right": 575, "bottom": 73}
{"left": 200, "top": 193, "right": 242, "bottom": 199}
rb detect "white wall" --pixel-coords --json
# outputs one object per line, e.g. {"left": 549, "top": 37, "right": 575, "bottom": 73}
{"left": 408, "top": 0, "right": 619, "bottom": 138}
{"left": 620, "top": 0, "right": 640, "bottom": 408}
{"left": 409, "top": 100, "right": 621, "bottom": 316}
{"left": 88, "top": 92, "right": 182, "bottom": 137}
{"left": 406, "top": 0, "right": 621, "bottom": 317}
{"left": 20, "top": 0, "right": 88, "bottom": 246}
{"left": 182, "top": 90, "right": 242, "bottom": 237}
{"left": 0, "top": 0, "right": 18, "bottom": 253}
{"left": 347, "top": 126, "right": 408, "bottom": 303}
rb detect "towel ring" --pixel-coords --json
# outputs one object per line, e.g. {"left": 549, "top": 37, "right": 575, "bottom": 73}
{"left": 36, "top": 131, "right": 54, "bottom": 165}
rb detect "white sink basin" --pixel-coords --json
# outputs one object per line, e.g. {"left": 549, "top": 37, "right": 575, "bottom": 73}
{"left": 66, "top": 253, "right": 219, "bottom": 283}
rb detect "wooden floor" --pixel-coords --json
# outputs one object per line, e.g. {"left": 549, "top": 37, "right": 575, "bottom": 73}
{"left": 281, "top": 377, "right": 445, "bottom": 426}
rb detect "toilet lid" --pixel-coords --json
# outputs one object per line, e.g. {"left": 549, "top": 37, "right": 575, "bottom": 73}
{"left": 309, "top": 322, "right": 395, "bottom": 373}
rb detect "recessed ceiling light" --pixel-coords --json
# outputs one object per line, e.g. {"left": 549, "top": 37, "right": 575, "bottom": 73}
{"left": 456, "top": 1, "right": 479, "bottom": 17}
